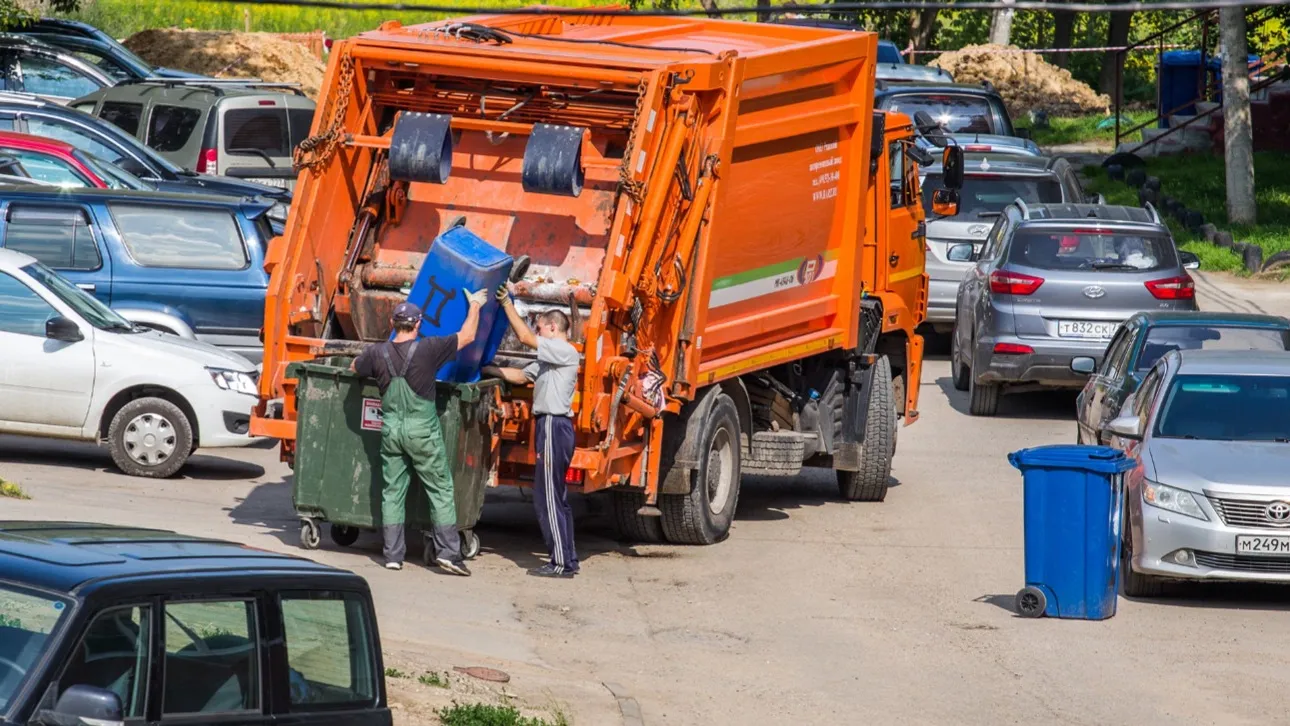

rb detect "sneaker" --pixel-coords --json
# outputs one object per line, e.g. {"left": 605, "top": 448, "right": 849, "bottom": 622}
{"left": 528, "top": 563, "right": 577, "bottom": 579}
{"left": 436, "top": 558, "right": 472, "bottom": 577}
{"left": 385, "top": 561, "right": 403, "bottom": 571}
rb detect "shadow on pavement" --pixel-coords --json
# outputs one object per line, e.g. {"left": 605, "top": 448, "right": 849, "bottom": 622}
{"left": 0, "top": 435, "right": 266, "bottom": 480}
{"left": 227, "top": 478, "right": 297, "bottom": 546}
{"left": 975, "top": 593, "right": 1021, "bottom": 615}
{"left": 736, "top": 469, "right": 900, "bottom": 522}
{"left": 1126, "top": 581, "right": 1290, "bottom": 611}
{"left": 935, "top": 377, "right": 1079, "bottom": 422}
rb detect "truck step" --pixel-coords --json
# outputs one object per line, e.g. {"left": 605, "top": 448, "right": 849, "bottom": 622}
{"left": 741, "top": 431, "right": 806, "bottom": 477}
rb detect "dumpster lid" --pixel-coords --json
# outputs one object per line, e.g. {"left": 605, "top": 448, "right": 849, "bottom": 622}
{"left": 1160, "top": 50, "right": 1204, "bottom": 66}
{"left": 1008, "top": 445, "right": 1135, "bottom": 474}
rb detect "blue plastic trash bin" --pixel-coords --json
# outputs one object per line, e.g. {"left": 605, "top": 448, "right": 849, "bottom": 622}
{"left": 1158, "top": 50, "right": 1206, "bottom": 127}
{"left": 1008, "top": 445, "right": 1135, "bottom": 620}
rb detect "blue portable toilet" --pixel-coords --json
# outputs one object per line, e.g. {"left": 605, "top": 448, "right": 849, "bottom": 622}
{"left": 1008, "top": 445, "right": 1135, "bottom": 620}
{"left": 1157, "top": 50, "right": 1206, "bottom": 127}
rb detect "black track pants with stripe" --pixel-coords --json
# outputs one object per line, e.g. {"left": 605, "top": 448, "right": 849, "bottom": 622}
{"left": 534, "top": 414, "right": 578, "bottom": 573}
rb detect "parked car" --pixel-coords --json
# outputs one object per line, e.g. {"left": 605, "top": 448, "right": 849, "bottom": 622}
{"left": 74, "top": 80, "right": 315, "bottom": 191}
{"left": 1105, "top": 350, "right": 1290, "bottom": 596}
{"left": 0, "top": 185, "right": 274, "bottom": 362}
{"left": 920, "top": 153, "right": 1095, "bottom": 332}
{"left": 950, "top": 202, "right": 1200, "bottom": 416}
{"left": 13, "top": 17, "right": 203, "bottom": 79}
{"left": 917, "top": 131, "right": 1042, "bottom": 157}
{"left": 878, "top": 64, "right": 954, "bottom": 83}
{"left": 0, "top": 91, "right": 290, "bottom": 220}
{"left": 876, "top": 82, "right": 1022, "bottom": 138}
{"left": 0, "top": 130, "right": 152, "bottom": 190}
{"left": 0, "top": 249, "right": 260, "bottom": 476}
{"left": 1073, "top": 311, "right": 1290, "bottom": 445}
{"left": 19, "top": 32, "right": 207, "bottom": 84}
{"left": 0, "top": 34, "right": 115, "bottom": 104}
{"left": 0, "top": 522, "right": 391, "bottom": 725}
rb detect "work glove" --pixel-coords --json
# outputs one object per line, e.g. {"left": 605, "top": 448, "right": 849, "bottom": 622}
{"left": 495, "top": 283, "right": 511, "bottom": 304}
{"left": 465, "top": 288, "right": 488, "bottom": 307}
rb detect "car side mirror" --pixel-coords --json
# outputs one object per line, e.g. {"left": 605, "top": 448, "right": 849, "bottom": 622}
{"left": 1105, "top": 414, "right": 1143, "bottom": 441}
{"left": 34, "top": 685, "right": 124, "bottom": 726}
{"left": 1179, "top": 251, "right": 1201, "bottom": 270}
{"left": 941, "top": 145, "right": 964, "bottom": 189}
{"left": 117, "top": 158, "right": 149, "bottom": 176}
{"left": 931, "top": 188, "right": 959, "bottom": 218}
{"left": 1070, "top": 356, "right": 1096, "bottom": 375}
{"left": 45, "top": 316, "right": 84, "bottom": 343}
{"left": 947, "top": 242, "right": 975, "bottom": 262}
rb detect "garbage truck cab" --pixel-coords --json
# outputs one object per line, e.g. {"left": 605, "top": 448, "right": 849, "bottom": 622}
{"left": 254, "top": 13, "right": 962, "bottom": 545}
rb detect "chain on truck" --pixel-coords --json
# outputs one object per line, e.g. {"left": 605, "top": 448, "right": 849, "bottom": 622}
{"left": 254, "top": 13, "right": 965, "bottom": 545}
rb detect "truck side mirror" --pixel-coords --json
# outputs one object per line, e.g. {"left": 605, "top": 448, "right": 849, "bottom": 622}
{"left": 931, "top": 188, "right": 959, "bottom": 218}
{"left": 870, "top": 111, "right": 886, "bottom": 175}
{"left": 941, "top": 146, "right": 964, "bottom": 189}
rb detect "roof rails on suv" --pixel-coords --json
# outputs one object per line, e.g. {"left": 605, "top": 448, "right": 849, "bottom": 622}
{"left": 1013, "top": 199, "right": 1164, "bottom": 225}
{"left": 116, "top": 77, "right": 307, "bottom": 97}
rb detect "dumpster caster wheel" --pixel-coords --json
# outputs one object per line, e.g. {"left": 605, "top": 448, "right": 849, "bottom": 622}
{"left": 299, "top": 520, "right": 321, "bottom": 550}
{"left": 1015, "top": 586, "right": 1047, "bottom": 618}
{"left": 461, "top": 530, "right": 481, "bottom": 560}
{"left": 330, "top": 524, "right": 360, "bottom": 548}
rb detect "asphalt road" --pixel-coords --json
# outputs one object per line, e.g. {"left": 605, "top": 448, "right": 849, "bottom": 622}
{"left": 5, "top": 271, "right": 1290, "bottom": 725}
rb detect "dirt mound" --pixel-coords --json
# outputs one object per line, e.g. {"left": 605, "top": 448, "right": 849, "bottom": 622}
{"left": 930, "top": 44, "right": 1110, "bottom": 118}
{"left": 123, "top": 29, "right": 325, "bottom": 99}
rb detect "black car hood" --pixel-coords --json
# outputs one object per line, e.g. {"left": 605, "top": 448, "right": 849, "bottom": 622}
{"left": 152, "top": 175, "right": 290, "bottom": 202}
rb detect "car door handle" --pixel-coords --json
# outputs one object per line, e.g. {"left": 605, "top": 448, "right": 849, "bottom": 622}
{"left": 76, "top": 283, "right": 95, "bottom": 292}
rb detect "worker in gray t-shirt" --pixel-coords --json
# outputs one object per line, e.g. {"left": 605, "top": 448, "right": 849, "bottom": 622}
{"left": 483, "top": 285, "right": 581, "bottom": 578}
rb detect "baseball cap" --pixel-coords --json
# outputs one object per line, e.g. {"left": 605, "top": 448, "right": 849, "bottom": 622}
{"left": 393, "top": 302, "right": 422, "bottom": 323}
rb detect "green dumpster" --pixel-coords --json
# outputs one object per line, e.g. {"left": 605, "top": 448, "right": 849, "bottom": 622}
{"left": 288, "top": 356, "right": 499, "bottom": 562}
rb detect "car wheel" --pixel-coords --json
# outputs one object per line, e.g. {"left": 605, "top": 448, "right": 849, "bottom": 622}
{"left": 1120, "top": 526, "right": 1165, "bottom": 598}
{"left": 967, "top": 351, "right": 1000, "bottom": 417}
{"left": 950, "top": 328, "right": 970, "bottom": 392}
{"left": 107, "top": 397, "right": 194, "bottom": 478}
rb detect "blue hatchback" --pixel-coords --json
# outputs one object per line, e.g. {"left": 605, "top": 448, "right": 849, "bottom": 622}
{"left": 0, "top": 185, "right": 274, "bottom": 362}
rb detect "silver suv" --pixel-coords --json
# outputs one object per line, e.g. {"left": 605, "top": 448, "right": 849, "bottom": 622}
{"left": 922, "top": 154, "right": 1094, "bottom": 332}
{"left": 950, "top": 202, "right": 1200, "bottom": 416}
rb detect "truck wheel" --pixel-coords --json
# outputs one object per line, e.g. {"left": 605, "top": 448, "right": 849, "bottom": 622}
{"left": 107, "top": 397, "right": 193, "bottom": 478}
{"left": 329, "top": 524, "right": 360, "bottom": 547}
{"left": 950, "top": 330, "right": 970, "bottom": 392}
{"left": 661, "top": 393, "right": 741, "bottom": 545}
{"left": 607, "top": 490, "right": 664, "bottom": 543}
{"left": 837, "top": 355, "right": 895, "bottom": 502}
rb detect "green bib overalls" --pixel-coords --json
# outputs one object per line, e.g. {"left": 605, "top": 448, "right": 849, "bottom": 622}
{"left": 377, "top": 340, "right": 461, "bottom": 564}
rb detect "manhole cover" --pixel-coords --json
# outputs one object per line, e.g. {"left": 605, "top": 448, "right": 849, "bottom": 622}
{"left": 454, "top": 666, "right": 510, "bottom": 683}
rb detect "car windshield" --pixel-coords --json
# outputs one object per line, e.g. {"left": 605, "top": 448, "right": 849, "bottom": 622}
{"left": 1137, "top": 326, "right": 1290, "bottom": 371}
{"left": 75, "top": 151, "right": 150, "bottom": 191}
{"left": 886, "top": 93, "right": 999, "bottom": 133}
{"left": 1156, "top": 374, "right": 1290, "bottom": 442}
{"left": 1008, "top": 229, "right": 1177, "bottom": 272}
{"left": 0, "top": 584, "right": 72, "bottom": 713}
{"left": 922, "top": 173, "right": 1063, "bottom": 219}
{"left": 21, "top": 261, "right": 137, "bottom": 332}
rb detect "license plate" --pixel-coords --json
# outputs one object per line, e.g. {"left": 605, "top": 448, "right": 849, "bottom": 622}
{"left": 1057, "top": 320, "right": 1116, "bottom": 339}
{"left": 1236, "top": 535, "right": 1290, "bottom": 555}
{"left": 248, "top": 177, "right": 291, "bottom": 189}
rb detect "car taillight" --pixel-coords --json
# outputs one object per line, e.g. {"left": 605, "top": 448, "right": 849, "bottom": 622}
{"left": 989, "top": 270, "right": 1044, "bottom": 295}
{"left": 1145, "top": 274, "right": 1195, "bottom": 300}
{"left": 965, "top": 144, "right": 992, "bottom": 152}
{"left": 196, "top": 148, "right": 218, "bottom": 175}
{"left": 993, "top": 343, "right": 1034, "bottom": 355}
{"left": 564, "top": 468, "right": 584, "bottom": 485}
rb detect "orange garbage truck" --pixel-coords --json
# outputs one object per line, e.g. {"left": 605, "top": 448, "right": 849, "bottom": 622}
{"left": 253, "top": 12, "right": 963, "bottom": 544}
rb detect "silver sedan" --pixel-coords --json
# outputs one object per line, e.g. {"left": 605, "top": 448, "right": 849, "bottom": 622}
{"left": 1107, "top": 349, "right": 1290, "bottom": 596}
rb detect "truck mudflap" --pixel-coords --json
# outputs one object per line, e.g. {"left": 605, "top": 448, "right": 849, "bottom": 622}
{"left": 833, "top": 362, "right": 874, "bottom": 473}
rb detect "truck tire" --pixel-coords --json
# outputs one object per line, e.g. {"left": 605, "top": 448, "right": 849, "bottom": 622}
{"left": 837, "top": 355, "right": 895, "bottom": 502}
{"left": 107, "top": 397, "right": 194, "bottom": 478}
{"left": 660, "top": 393, "right": 741, "bottom": 545}
{"left": 950, "top": 329, "right": 970, "bottom": 392}
{"left": 607, "top": 490, "right": 664, "bottom": 543}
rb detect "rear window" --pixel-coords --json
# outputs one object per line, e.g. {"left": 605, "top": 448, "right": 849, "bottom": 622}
{"left": 3, "top": 205, "right": 100, "bottom": 270}
{"left": 1008, "top": 230, "right": 1177, "bottom": 273}
{"left": 147, "top": 105, "right": 203, "bottom": 153}
{"left": 922, "top": 173, "right": 1063, "bottom": 218}
{"left": 885, "top": 93, "right": 998, "bottom": 134}
{"left": 224, "top": 108, "right": 288, "bottom": 157}
{"left": 110, "top": 203, "right": 247, "bottom": 270}
{"left": 100, "top": 101, "right": 143, "bottom": 136}
{"left": 1137, "top": 326, "right": 1290, "bottom": 371}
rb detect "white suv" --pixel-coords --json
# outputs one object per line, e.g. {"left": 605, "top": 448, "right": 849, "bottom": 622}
{"left": 0, "top": 248, "right": 259, "bottom": 477}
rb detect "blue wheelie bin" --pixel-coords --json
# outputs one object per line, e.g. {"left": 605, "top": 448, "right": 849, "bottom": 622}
{"left": 1008, "top": 445, "right": 1135, "bottom": 620}
{"left": 1157, "top": 50, "right": 1205, "bottom": 127}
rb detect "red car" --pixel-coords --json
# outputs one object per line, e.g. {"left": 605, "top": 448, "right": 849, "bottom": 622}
{"left": 0, "top": 130, "right": 148, "bottom": 190}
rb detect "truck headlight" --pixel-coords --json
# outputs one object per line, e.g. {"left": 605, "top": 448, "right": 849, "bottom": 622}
{"left": 1143, "top": 480, "right": 1208, "bottom": 520}
{"left": 208, "top": 368, "right": 258, "bottom": 397}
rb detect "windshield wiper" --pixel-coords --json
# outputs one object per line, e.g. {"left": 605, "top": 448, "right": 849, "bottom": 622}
{"left": 228, "top": 148, "right": 277, "bottom": 167}
{"left": 1091, "top": 262, "right": 1139, "bottom": 270}
{"left": 105, "top": 322, "right": 140, "bottom": 333}
{"left": 977, "top": 211, "right": 1001, "bottom": 218}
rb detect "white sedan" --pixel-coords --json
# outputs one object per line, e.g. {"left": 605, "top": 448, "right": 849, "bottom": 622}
{"left": 0, "top": 248, "right": 260, "bottom": 477}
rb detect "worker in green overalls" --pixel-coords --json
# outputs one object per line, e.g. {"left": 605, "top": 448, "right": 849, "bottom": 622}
{"left": 352, "top": 291, "right": 486, "bottom": 574}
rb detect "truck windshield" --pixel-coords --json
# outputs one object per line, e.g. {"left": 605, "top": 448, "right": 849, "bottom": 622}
{"left": 886, "top": 93, "right": 999, "bottom": 133}
{"left": 922, "top": 173, "right": 1063, "bottom": 218}
{"left": 0, "top": 584, "right": 72, "bottom": 713}
{"left": 1156, "top": 374, "right": 1290, "bottom": 442}
{"left": 21, "top": 261, "right": 139, "bottom": 332}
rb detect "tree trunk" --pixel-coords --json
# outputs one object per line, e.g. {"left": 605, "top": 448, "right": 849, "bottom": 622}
{"left": 988, "top": 0, "right": 1015, "bottom": 46}
{"left": 755, "top": 0, "right": 769, "bottom": 23}
{"left": 698, "top": 0, "right": 719, "bottom": 19}
{"left": 1098, "top": 4, "right": 1134, "bottom": 104}
{"left": 910, "top": 8, "right": 940, "bottom": 51}
{"left": 1052, "top": 4, "right": 1076, "bottom": 68}
{"left": 1221, "top": 6, "right": 1257, "bottom": 225}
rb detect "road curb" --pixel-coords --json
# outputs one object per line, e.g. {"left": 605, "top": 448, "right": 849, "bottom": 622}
{"left": 602, "top": 682, "right": 644, "bottom": 726}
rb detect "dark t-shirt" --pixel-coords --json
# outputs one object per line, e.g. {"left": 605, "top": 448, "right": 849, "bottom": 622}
{"left": 353, "top": 335, "right": 457, "bottom": 399}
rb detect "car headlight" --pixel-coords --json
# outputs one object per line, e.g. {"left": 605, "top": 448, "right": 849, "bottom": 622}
{"left": 1143, "top": 480, "right": 1208, "bottom": 520}
{"left": 208, "top": 368, "right": 258, "bottom": 397}
{"left": 267, "top": 202, "right": 289, "bottom": 222}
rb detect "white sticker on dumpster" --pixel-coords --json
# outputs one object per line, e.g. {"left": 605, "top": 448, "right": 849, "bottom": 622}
{"left": 361, "top": 398, "right": 383, "bottom": 431}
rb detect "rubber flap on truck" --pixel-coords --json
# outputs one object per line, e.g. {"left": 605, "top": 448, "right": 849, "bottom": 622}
{"left": 389, "top": 111, "right": 454, "bottom": 184}
{"left": 522, "top": 123, "right": 585, "bottom": 197}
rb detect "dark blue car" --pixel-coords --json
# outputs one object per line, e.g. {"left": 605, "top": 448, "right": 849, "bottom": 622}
{"left": 1073, "top": 310, "right": 1290, "bottom": 444}
{"left": 0, "top": 522, "right": 391, "bottom": 726}
{"left": 0, "top": 185, "right": 275, "bottom": 362}
{"left": 876, "top": 82, "right": 1019, "bottom": 138}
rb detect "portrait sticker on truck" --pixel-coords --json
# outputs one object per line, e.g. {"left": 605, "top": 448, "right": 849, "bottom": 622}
{"left": 709, "top": 249, "right": 838, "bottom": 308}
{"left": 361, "top": 398, "right": 383, "bottom": 431}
